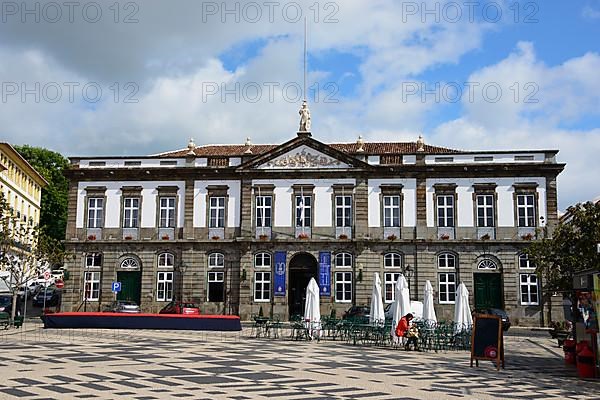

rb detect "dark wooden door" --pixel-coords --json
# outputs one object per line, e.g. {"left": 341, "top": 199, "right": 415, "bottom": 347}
{"left": 474, "top": 273, "right": 503, "bottom": 309}
{"left": 117, "top": 271, "right": 142, "bottom": 305}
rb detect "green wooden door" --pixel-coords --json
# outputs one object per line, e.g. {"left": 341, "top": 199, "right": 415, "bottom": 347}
{"left": 117, "top": 271, "right": 142, "bottom": 305}
{"left": 474, "top": 273, "right": 503, "bottom": 309}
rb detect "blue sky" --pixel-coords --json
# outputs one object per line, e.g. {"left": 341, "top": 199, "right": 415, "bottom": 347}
{"left": 0, "top": 0, "right": 598, "bottom": 208}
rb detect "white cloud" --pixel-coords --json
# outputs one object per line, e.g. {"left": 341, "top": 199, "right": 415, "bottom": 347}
{"left": 0, "top": 2, "right": 598, "bottom": 208}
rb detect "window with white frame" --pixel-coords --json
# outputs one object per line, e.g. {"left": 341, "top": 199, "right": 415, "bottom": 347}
{"left": 384, "top": 252, "right": 402, "bottom": 268}
{"left": 517, "top": 194, "right": 536, "bottom": 227}
{"left": 439, "top": 273, "right": 456, "bottom": 304}
{"left": 85, "top": 253, "right": 102, "bottom": 268}
{"left": 254, "top": 271, "right": 271, "bottom": 302}
{"left": 520, "top": 274, "right": 539, "bottom": 305}
{"left": 335, "top": 195, "right": 352, "bottom": 227}
{"left": 120, "top": 257, "right": 140, "bottom": 269}
{"left": 295, "top": 195, "right": 312, "bottom": 228}
{"left": 83, "top": 271, "right": 100, "bottom": 301}
{"left": 519, "top": 254, "right": 535, "bottom": 269}
{"left": 335, "top": 253, "right": 352, "bottom": 268}
{"left": 208, "top": 271, "right": 224, "bottom": 302}
{"left": 207, "top": 252, "right": 224, "bottom": 302}
{"left": 208, "top": 253, "right": 224, "bottom": 268}
{"left": 437, "top": 195, "right": 454, "bottom": 227}
{"left": 384, "top": 272, "right": 401, "bottom": 302}
{"left": 255, "top": 195, "right": 272, "bottom": 228}
{"left": 87, "top": 198, "right": 103, "bottom": 228}
{"left": 335, "top": 271, "right": 352, "bottom": 302}
{"left": 438, "top": 253, "right": 456, "bottom": 269}
{"left": 123, "top": 197, "right": 139, "bottom": 228}
{"left": 158, "top": 253, "right": 174, "bottom": 268}
{"left": 156, "top": 271, "right": 173, "bottom": 301}
{"left": 478, "top": 259, "right": 497, "bottom": 270}
{"left": 383, "top": 195, "right": 401, "bottom": 227}
{"left": 476, "top": 194, "right": 495, "bottom": 227}
{"left": 254, "top": 252, "right": 271, "bottom": 268}
{"left": 209, "top": 196, "right": 225, "bottom": 228}
{"left": 159, "top": 197, "right": 176, "bottom": 228}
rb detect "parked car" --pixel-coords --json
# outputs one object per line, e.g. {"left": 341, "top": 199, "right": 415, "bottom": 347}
{"left": 51, "top": 269, "right": 65, "bottom": 281}
{"left": 384, "top": 301, "right": 424, "bottom": 321}
{"left": 159, "top": 301, "right": 200, "bottom": 315}
{"left": 104, "top": 300, "right": 141, "bottom": 313}
{"left": 0, "top": 294, "right": 13, "bottom": 314}
{"left": 474, "top": 308, "right": 511, "bottom": 332}
{"left": 342, "top": 305, "right": 370, "bottom": 320}
{"left": 32, "top": 289, "right": 61, "bottom": 307}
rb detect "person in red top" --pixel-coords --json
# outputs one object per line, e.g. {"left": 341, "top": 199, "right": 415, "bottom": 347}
{"left": 395, "top": 313, "right": 418, "bottom": 350}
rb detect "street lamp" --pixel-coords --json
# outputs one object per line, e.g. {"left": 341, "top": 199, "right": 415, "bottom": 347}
{"left": 404, "top": 264, "right": 414, "bottom": 299}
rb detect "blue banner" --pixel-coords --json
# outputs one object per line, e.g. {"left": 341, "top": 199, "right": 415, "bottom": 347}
{"left": 274, "top": 251, "right": 286, "bottom": 297}
{"left": 319, "top": 251, "right": 331, "bottom": 297}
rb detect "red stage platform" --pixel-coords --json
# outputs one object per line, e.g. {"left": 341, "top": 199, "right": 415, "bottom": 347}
{"left": 41, "top": 312, "right": 242, "bottom": 331}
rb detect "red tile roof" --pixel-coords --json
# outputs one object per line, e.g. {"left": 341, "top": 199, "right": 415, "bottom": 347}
{"left": 160, "top": 141, "right": 459, "bottom": 157}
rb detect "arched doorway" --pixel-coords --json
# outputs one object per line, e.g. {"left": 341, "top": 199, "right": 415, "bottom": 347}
{"left": 473, "top": 257, "right": 503, "bottom": 309}
{"left": 117, "top": 256, "right": 142, "bottom": 305}
{"left": 288, "top": 252, "right": 318, "bottom": 318}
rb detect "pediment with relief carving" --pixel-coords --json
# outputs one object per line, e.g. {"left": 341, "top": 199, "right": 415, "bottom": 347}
{"left": 257, "top": 145, "right": 350, "bottom": 169}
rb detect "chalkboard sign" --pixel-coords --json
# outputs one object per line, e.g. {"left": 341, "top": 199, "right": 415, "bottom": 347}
{"left": 470, "top": 314, "right": 504, "bottom": 371}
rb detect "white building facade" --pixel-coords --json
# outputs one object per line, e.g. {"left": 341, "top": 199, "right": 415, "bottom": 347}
{"left": 62, "top": 133, "right": 564, "bottom": 325}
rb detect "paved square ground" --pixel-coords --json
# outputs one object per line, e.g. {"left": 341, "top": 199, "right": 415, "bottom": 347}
{"left": 0, "top": 322, "right": 598, "bottom": 399}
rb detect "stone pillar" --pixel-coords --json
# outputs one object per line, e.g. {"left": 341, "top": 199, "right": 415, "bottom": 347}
{"left": 354, "top": 177, "right": 369, "bottom": 238}
{"left": 415, "top": 177, "right": 427, "bottom": 239}
{"left": 239, "top": 178, "right": 253, "bottom": 238}
{"left": 183, "top": 179, "right": 195, "bottom": 239}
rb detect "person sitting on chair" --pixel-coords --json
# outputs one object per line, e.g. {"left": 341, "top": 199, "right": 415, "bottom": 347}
{"left": 396, "top": 313, "right": 418, "bottom": 350}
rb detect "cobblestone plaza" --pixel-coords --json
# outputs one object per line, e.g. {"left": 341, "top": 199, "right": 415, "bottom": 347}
{"left": 1, "top": 323, "right": 598, "bottom": 399}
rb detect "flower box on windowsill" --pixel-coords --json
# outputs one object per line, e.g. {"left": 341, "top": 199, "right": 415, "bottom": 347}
{"left": 211, "top": 235, "right": 220, "bottom": 240}
{"left": 258, "top": 234, "right": 269, "bottom": 241}
{"left": 386, "top": 234, "right": 397, "bottom": 241}
{"left": 87, "top": 234, "right": 96, "bottom": 241}
{"left": 124, "top": 236, "right": 133, "bottom": 240}
{"left": 338, "top": 234, "right": 349, "bottom": 240}
{"left": 521, "top": 233, "right": 534, "bottom": 241}
{"left": 297, "top": 233, "right": 310, "bottom": 240}
{"left": 161, "top": 235, "right": 170, "bottom": 240}
{"left": 440, "top": 233, "right": 450, "bottom": 240}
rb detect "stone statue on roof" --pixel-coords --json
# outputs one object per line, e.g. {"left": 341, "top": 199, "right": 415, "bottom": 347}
{"left": 299, "top": 100, "right": 311, "bottom": 132}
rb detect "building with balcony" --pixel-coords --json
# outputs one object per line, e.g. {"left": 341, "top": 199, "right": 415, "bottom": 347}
{"left": 61, "top": 131, "right": 564, "bottom": 325}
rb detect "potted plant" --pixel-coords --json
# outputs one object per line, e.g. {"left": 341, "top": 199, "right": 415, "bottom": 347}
{"left": 259, "top": 234, "right": 269, "bottom": 241}
{"left": 480, "top": 233, "right": 490, "bottom": 241}
{"left": 338, "top": 234, "right": 348, "bottom": 240}
{"left": 124, "top": 235, "right": 133, "bottom": 240}
{"left": 87, "top": 234, "right": 96, "bottom": 240}
{"left": 211, "top": 235, "right": 220, "bottom": 240}
{"left": 440, "top": 233, "right": 450, "bottom": 240}
{"left": 386, "top": 234, "right": 397, "bottom": 241}
{"left": 298, "top": 232, "right": 309, "bottom": 239}
{"left": 521, "top": 232, "right": 534, "bottom": 241}
{"left": 161, "top": 234, "right": 170, "bottom": 240}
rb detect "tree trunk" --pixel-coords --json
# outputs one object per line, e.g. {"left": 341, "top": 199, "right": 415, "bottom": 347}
{"left": 11, "top": 292, "right": 18, "bottom": 321}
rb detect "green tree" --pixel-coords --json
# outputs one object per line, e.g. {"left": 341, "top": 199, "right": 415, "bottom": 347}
{"left": 0, "top": 192, "right": 68, "bottom": 320}
{"left": 14, "top": 145, "right": 69, "bottom": 241}
{"left": 526, "top": 201, "right": 600, "bottom": 324}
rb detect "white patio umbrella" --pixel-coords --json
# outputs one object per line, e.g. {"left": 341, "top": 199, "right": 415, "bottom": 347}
{"left": 304, "top": 278, "right": 321, "bottom": 339}
{"left": 391, "top": 274, "right": 411, "bottom": 340}
{"left": 454, "top": 282, "right": 473, "bottom": 333}
{"left": 422, "top": 280, "right": 437, "bottom": 323}
{"left": 369, "top": 273, "right": 385, "bottom": 326}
